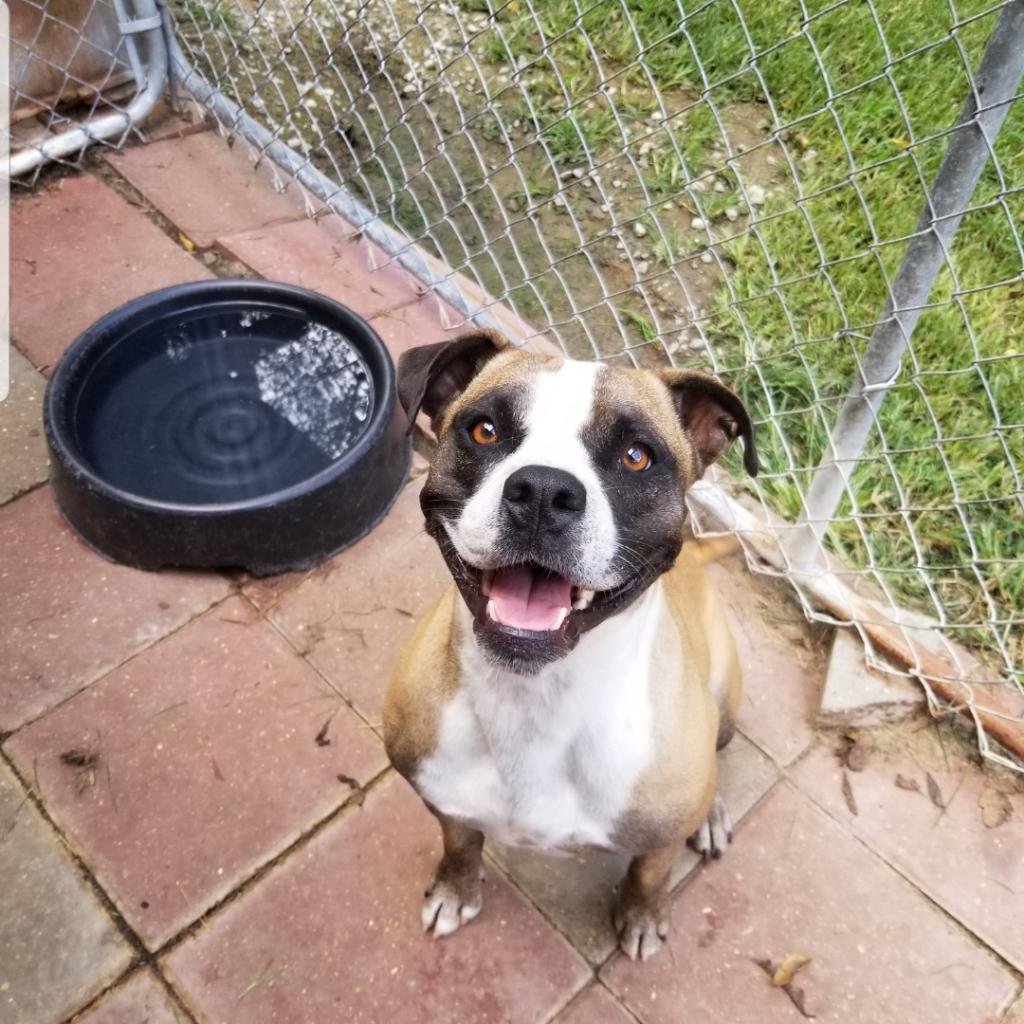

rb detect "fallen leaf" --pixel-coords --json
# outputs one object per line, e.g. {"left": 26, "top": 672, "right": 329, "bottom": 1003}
{"left": 178, "top": 232, "right": 196, "bottom": 252}
{"left": 314, "top": 718, "right": 331, "bottom": 747}
{"left": 841, "top": 771, "right": 859, "bottom": 816}
{"left": 895, "top": 774, "right": 921, "bottom": 792}
{"left": 337, "top": 774, "right": 366, "bottom": 807}
{"left": 979, "top": 788, "right": 1013, "bottom": 829}
{"left": 773, "top": 953, "right": 812, "bottom": 987}
{"left": 60, "top": 749, "right": 98, "bottom": 769}
{"left": 926, "top": 772, "right": 945, "bottom": 810}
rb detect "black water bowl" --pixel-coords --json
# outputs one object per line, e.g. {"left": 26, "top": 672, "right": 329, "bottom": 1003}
{"left": 45, "top": 280, "right": 410, "bottom": 575}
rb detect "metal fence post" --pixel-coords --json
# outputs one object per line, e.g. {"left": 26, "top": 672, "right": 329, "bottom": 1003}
{"left": 783, "top": 0, "right": 1024, "bottom": 570}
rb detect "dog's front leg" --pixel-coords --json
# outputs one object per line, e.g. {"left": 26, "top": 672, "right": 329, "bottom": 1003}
{"left": 613, "top": 841, "right": 686, "bottom": 961}
{"left": 422, "top": 810, "right": 486, "bottom": 938}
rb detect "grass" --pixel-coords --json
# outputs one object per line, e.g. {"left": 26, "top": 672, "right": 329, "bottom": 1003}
{"left": 180, "top": 0, "right": 241, "bottom": 36}
{"left": 471, "top": 0, "right": 1023, "bottom": 679}
{"left": 189, "top": 0, "right": 1022, "bottom": 682}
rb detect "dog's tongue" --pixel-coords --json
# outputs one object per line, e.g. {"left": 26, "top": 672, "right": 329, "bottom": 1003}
{"left": 489, "top": 566, "right": 572, "bottom": 631}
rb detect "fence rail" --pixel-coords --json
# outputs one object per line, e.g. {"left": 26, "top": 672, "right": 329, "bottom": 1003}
{"left": 11, "top": 0, "right": 1024, "bottom": 765}
{"left": 5, "top": 0, "right": 170, "bottom": 182}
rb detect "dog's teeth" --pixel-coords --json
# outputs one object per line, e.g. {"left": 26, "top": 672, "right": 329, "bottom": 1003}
{"left": 481, "top": 570, "right": 494, "bottom": 597}
{"left": 552, "top": 607, "right": 569, "bottom": 629}
{"left": 572, "top": 589, "right": 595, "bottom": 611}
{"left": 486, "top": 599, "right": 498, "bottom": 622}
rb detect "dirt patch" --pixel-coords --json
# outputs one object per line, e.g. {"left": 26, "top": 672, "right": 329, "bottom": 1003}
{"left": 177, "top": 0, "right": 788, "bottom": 364}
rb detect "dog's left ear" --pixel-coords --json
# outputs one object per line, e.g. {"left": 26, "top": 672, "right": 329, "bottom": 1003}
{"left": 658, "top": 369, "right": 758, "bottom": 477}
{"left": 397, "top": 328, "right": 510, "bottom": 433}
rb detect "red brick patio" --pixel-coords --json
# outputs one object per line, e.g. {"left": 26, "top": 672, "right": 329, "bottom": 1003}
{"left": 2, "top": 116, "right": 1022, "bottom": 1024}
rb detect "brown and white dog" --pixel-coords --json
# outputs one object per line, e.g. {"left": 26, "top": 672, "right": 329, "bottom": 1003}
{"left": 382, "top": 329, "right": 757, "bottom": 961}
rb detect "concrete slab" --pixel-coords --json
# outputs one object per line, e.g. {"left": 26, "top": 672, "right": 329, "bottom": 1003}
{"left": 71, "top": 968, "right": 188, "bottom": 1024}
{"left": 0, "top": 761, "right": 131, "bottom": 1024}
{"left": 0, "top": 348, "right": 48, "bottom": 505}
{"left": 818, "top": 628, "right": 922, "bottom": 727}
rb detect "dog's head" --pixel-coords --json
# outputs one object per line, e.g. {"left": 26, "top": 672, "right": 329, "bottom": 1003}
{"left": 398, "top": 329, "right": 757, "bottom": 675}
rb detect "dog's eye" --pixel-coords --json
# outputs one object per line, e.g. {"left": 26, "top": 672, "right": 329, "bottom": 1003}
{"left": 621, "top": 444, "right": 652, "bottom": 472}
{"left": 470, "top": 419, "right": 499, "bottom": 445}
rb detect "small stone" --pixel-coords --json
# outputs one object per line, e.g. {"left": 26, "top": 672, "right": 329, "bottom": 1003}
{"left": 691, "top": 180, "right": 706, "bottom": 193}
{"left": 639, "top": 141, "right": 654, "bottom": 156}
{"left": 636, "top": 260, "right": 650, "bottom": 275}
{"left": 700, "top": 252, "right": 713, "bottom": 264}
{"left": 650, "top": 111, "right": 663, "bottom": 122}
{"left": 689, "top": 336, "right": 707, "bottom": 351}
{"left": 748, "top": 184, "right": 767, "bottom": 206}
{"left": 766, "top": 155, "right": 777, "bottom": 166}
{"left": 632, "top": 222, "right": 648, "bottom": 238}
{"left": 804, "top": 148, "right": 819, "bottom": 162}
{"left": 713, "top": 178, "right": 727, "bottom": 193}
{"left": 612, "top": 179, "right": 623, "bottom": 188}
{"left": 691, "top": 217, "right": 705, "bottom": 230}
{"left": 725, "top": 206, "right": 739, "bottom": 222}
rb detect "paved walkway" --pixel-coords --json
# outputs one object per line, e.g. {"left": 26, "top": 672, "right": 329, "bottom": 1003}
{"left": 2, "top": 114, "right": 1023, "bottom": 1024}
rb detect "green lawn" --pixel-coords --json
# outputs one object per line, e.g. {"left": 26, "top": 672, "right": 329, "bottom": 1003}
{"left": 180, "top": 0, "right": 1022, "bottom": 683}
{"left": 473, "top": 0, "right": 1023, "bottom": 682}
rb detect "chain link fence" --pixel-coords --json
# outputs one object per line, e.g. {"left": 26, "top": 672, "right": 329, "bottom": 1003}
{"left": 5, "top": 0, "right": 170, "bottom": 184}
{"left": 10, "top": 0, "right": 1024, "bottom": 764}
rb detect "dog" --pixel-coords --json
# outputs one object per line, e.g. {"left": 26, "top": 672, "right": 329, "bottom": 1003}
{"left": 382, "top": 328, "right": 757, "bottom": 961}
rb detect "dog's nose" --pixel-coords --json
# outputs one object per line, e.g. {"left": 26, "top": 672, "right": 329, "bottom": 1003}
{"left": 502, "top": 465, "right": 586, "bottom": 534}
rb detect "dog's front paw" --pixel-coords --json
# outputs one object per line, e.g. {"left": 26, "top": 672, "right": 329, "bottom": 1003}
{"left": 613, "top": 892, "right": 669, "bottom": 961}
{"left": 421, "top": 869, "right": 484, "bottom": 938}
{"left": 687, "top": 795, "right": 733, "bottom": 860}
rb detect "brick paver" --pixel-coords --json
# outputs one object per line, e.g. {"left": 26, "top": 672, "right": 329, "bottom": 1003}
{"left": 106, "top": 131, "right": 311, "bottom": 249}
{"left": 0, "top": 761, "right": 131, "bottom": 1024}
{"left": 493, "top": 733, "right": 779, "bottom": 965}
{"left": 368, "top": 291, "right": 465, "bottom": 361}
{"left": 794, "top": 742, "right": 1024, "bottom": 971}
{"left": 267, "top": 479, "right": 448, "bottom": 725}
{"left": 163, "top": 773, "right": 590, "bottom": 1024}
{"left": 0, "top": 347, "right": 48, "bottom": 505}
{"left": 554, "top": 985, "right": 636, "bottom": 1024}
{"left": 0, "top": 487, "right": 231, "bottom": 732}
{"left": 4, "top": 597, "right": 387, "bottom": 950}
{"left": 72, "top": 969, "right": 188, "bottom": 1024}
{"left": 217, "top": 217, "right": 424, "bottom": 321}
{"left": 601, "top": 784, "right": 1018, "bottom": 1024}
{"left": 10, "top": 175, "right": 212, "bottom": 372}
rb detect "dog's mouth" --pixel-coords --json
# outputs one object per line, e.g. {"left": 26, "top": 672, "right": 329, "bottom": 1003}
{"left": 442, "top": 546, "right": 648, "bottom": 639}
{"left": 483, "top": 564, "right": 594, "bottom": 632}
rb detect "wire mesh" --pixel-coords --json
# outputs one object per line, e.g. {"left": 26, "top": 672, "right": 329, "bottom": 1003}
{"left": 177, "top": 0, "right": 1021, "bottom": 764}
{"left": 5, "top": 0, "right": 168, "bottom": 184}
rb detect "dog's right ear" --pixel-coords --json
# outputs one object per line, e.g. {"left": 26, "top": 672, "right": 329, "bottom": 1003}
{"left": 397, "top": 328, "right": 510, "bottom": 433}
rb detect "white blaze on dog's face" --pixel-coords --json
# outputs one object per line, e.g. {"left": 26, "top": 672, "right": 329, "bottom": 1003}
{"left": 451, "top": 359, "right": 619, "bottom": 593}
{"left": 397, "top": 330, "right": 757, "bottom": 674}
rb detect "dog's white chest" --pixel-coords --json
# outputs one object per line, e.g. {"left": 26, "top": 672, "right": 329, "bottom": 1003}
{"left": 414, "top": 590, "right": 662, "bottom": 851}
